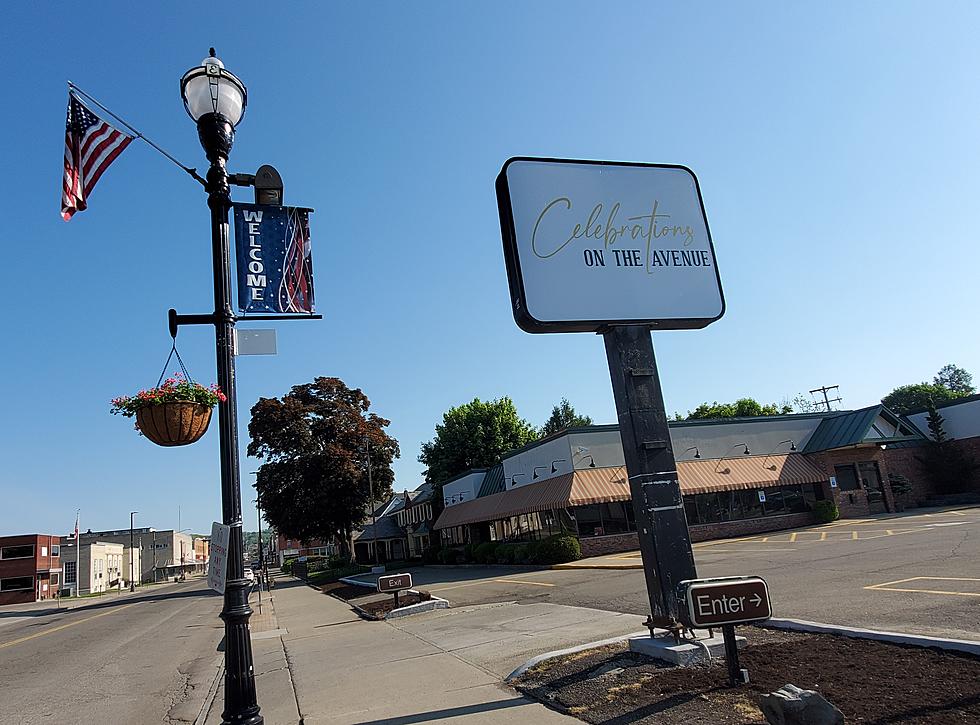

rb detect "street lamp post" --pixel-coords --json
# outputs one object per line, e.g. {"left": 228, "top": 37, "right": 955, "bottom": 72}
{"left": 130, "top": 511, "right": 138, "bottom": 592}
{"left": 180, "top": 49, "right": 262, "bottom": 725}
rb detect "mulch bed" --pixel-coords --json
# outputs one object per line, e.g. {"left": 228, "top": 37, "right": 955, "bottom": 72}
{"left": 319, "top": 581, "right": 374, "bottom": 601}
{"left": 513, "top": 626, "right": 980, "bottom": 724}
{"left": 356, "top": 591, "right": 432, "bottom": 618}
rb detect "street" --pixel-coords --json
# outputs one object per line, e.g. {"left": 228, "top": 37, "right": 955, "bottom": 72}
{"left": 0, "top": 579, "right": 223, "bottom": 725}
{"left": 353, "top": 506, "right": 980, "bottom": 641}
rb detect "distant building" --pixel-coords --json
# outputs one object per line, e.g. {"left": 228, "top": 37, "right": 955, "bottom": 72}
{"left": 62, "top": 528, "right": 196, "bottom": 583}
{"left": 273, "top": 534, "right": 336, "bottom": 566}
{"left": 59, "top": 540, "right": 132, "bottom": 595}
{"left": 0, "top": 534, "right": 62, "bottom": 605}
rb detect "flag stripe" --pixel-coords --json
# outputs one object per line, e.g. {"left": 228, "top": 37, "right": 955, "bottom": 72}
{"left": 84, "top": 138, "right": 132, "bottom": 198}
{"left": 81, "top": 129, "right": 125, "bottom": 179}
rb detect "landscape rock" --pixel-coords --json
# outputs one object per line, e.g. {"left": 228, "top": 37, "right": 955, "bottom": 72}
{"left": 760, "top": 683, "right": 845, "bottom": 725}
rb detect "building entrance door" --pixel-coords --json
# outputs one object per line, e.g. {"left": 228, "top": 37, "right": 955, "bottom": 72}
{"left": 858, "top": 461, "right": 888, "bottom": 514}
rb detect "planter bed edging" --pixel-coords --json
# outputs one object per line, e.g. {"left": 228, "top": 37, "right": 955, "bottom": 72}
{"left": 505, "top": 630, "right": 651, "bottom": 683}
{"left": 764, "top": 617, "right": 980, "bottom": 656}
{"left": 384, "top": 595, "right": 449, "bottom": 619}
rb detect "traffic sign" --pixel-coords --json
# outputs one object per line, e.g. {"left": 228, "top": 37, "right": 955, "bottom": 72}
{"left": 377, "top": 573, "right": 412, "bottom": 593}
{"left": 680, "top": 576, "right": 771, "bottom": 628}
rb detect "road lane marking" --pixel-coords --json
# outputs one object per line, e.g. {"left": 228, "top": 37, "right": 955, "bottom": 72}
{"left": 0, "top": 602, "right": 138, "bottom": 650}
{"left": 864, "top": 576, "right": 980, "bottom": 598}
{"left": 430, "top": 576, "right": 556, "bottom": 593}
{"left": 493, "top": 578, "right": 555, "bottom": 587}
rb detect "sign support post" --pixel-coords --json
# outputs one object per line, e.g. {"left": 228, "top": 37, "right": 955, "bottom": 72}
{"left": 603, "top": 324, "right": 697, "bottom": 632}
{"left": 723, "top": 625, "right": 741, "bottom": 686}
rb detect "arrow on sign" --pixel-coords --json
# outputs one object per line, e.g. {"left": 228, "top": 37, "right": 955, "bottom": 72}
{"left": 751, "top": 593, "right": 762, "bottom": 606}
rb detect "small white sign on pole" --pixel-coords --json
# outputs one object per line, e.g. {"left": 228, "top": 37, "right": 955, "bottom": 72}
{"left": 829, "top": 476, "right": 838, "bottom": 488}
{"left": 208, "top": 522, "right": 231, "bottom": 594}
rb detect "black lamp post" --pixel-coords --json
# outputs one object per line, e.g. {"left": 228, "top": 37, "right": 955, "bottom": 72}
{"left": 180, "top": 50, "right": 262, "bottom": 725}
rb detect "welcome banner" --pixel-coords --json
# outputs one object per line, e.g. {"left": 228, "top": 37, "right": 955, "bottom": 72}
{"left": 233, "top": 203, "right": 315, "bottom": 315}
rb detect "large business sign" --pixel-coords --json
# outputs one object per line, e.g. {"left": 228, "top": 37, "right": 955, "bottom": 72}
{"left": 233, "top": 203, "right": 316, "bottom": 315}
{"left": 496, "top": 157, "right": 724, "bottom": 333}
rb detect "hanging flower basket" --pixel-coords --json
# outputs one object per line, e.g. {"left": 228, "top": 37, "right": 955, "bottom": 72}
{"left": 111, "top": 375, "right": 226, "bottom": 447}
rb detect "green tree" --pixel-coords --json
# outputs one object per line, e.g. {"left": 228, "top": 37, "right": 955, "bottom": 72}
{"left": 419, "top": 397, "right": 536, "bottom": 490}
{"left": 915, "top": 403, "right": 978, "bottom": 494}
{"left": 247, "top": 377, "right": 399, "bottom": 553}
{"left": 881, "top": 383, "right": 961, "bottom": 416}
{"left": 540, "top": 398, "right": 593, "bottom": 437}
{"left": 682, "top": 398, "right": 792, "bottom": 420}
{"left": 934, "top": 364, "right": 975, "bottom": 395}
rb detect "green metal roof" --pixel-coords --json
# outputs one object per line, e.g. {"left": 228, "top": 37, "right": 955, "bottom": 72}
{"left": 477, "top": 464, "right": 505, "bottom": 498}
{"left": 802, "top": 405, "right": 923, "bottom": 453}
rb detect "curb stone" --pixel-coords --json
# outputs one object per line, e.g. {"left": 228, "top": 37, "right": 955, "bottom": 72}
{"left": 505, "top": 630, "right": 650, "bottom": 682}
{"left": 763, "top": 618, "right": 980, "bottom": 656}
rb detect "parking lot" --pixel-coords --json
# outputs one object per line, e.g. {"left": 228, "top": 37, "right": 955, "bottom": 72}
{"left": 354, "top": 506, "right": 980, "bottom": 640}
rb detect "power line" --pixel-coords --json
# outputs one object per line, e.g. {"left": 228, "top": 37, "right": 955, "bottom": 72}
{"left": 809, "top": 385, "right": 843, "bottom": 412}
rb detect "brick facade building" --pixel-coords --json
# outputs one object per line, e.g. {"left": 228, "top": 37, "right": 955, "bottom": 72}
{"left": 0, "top": 534, "right": 62, "bottom": 605}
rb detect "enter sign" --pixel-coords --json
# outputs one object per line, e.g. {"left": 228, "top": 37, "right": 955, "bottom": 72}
{"left": 680, "top": 576, "right": 772, "bottom": 628}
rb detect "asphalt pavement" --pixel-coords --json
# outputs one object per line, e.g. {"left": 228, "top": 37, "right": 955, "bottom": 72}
{"left": 0, "top": 578, "right": 224, "bottom": 725}
{"left": 356, "top": 506, "right": 980, "bottom": 641}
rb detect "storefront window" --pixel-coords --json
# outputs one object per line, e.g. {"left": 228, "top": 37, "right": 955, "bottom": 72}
{"left": 740, "top": 490, "right": 764, "bottom": 519}
{"left": 600, "top": 503, "right": 631, "bottom": 534}
{"left": 834, "top": 465, "right": 861, "bottom": 491}
{"left": 574, "top": 505, "right": 604, "bottom": 537}
{"left": 684, "top": 498, "right": 700, "bottom": 525}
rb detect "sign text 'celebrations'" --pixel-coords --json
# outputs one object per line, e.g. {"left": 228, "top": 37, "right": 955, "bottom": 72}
{"left": 681, "top": 577, "right": 772, "bottom": 628}
{"left": 496, "top": 158, "right": 724, "bottom": 333}
{"left": 233, "top": 203, "right": 316, "bottom": 315}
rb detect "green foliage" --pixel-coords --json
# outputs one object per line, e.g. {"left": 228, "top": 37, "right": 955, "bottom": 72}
{"left": 247, "top": 377, "right": 400, "bottom": 549}
{"left": 306, "top": 564, "right": 370, "bottom": 585}
{"left": 419, "top": 398, "right": 536, "bottom": 506}
{"left": 437, "top": 547, "right": 458, "bottom": 564}
{"left": 888, "top": 474, "right": 913, "bottom": 497}
{"left": 681, "top": 398, "right": 792, "bottom": 420}
{"left": 495, "top": 546, "right": 517, "bottom": 564}
{"left": 512, "top": 543, "right": 529, "bottom": 563}
{"left": 110, "top": 374, "right": 226, "bottom": 417}
{"left": 473, "top": 541, "right": 499, "bottom": 564}
{"left": 421, "top": 545, "right": 442, "bottom": 564}
{"left": 788, "top": 394, "right": 823, "bottom": 414}
{"left": 915, "top": 404, "right": 979, "bottom": 494}
{"left": 462, "top": 543, "right": 476, "bottom": 563}
{"left": 281, "top": 558, "right": 296, "bottom": 574}
{"left": 813, "top": 500, "right": 839, "bottom": 523}
{"left": 934, "top": 364, "right": 975, "bottom": 396}
{"left": 540, "top": 398, "right": 594, "bottom": 438}
{"left": 535, "top": 535, "right": 581, "bottom": 564}
{"left": 882, "top": 383, "right": 963, "bottom": 416}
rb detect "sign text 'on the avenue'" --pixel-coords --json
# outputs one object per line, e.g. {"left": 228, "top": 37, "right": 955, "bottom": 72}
{"left": 680, "top": 577, "right": 772, "bottom": 628}
{"left": 496, "top": 157, "right": 724, "bottom": 333}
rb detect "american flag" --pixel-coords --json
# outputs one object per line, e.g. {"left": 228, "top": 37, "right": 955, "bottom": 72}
{"left": 61, "top": 91, "right": 133, "bottom": 221}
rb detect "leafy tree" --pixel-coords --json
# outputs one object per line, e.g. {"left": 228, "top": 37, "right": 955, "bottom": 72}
{"left": 881, "top": 383, "right": 961, "bottom": 416}
{"left": 786, "top": 394, "right": 824, "bottom": 413}
{"left": 247, "top": 377, "right": 399, "bottom": 553}
{"left": 882, "top": 364, "right": 974, "bottom": 415}
{"left": 915, "top": 403, "right": 978, "bottom": 494}
{"left": 540, "top": 398, "right": 593, "bottom": 437}
{"left": 419, "top": 397, "right": 536, "bottom": 491}
{"left": 934, "top": 364, "right": 975, "bottom": 396}
{"left": 682, "top": 398, "right": 792, "bottom": 420}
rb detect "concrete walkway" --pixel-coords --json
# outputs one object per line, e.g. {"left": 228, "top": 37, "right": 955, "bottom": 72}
{"left": 206, "top": 573, "right": 581, "bottom": 724}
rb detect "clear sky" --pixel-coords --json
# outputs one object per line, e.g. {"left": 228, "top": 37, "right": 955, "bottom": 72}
{"left": 2, "top": 2, "right": 978, "bottom": 537}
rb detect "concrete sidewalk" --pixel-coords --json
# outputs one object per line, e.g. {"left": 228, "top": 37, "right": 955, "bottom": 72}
{"left": 204, "top": 572, "right": 614, "bottom": 723}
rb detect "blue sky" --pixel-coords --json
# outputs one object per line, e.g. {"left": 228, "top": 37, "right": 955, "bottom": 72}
{"left": 2, "top": 2, "right": 978, "bottom": 537}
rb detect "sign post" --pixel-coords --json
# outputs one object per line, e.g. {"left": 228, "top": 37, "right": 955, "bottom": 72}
{"left": 496, "top": 157, "right": 724, "bottom": 633}
{"left": 378, "top": 572, "right": 412, "bottom": 608}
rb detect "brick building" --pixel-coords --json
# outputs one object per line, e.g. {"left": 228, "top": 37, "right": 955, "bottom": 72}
{"left": 434, "top": 406, "right": 936, "bottom": 556}
{"left": 0, "top": 534, "right": 62, "bottom": 605}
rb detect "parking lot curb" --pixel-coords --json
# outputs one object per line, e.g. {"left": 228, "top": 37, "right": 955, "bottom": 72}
{"left": 764, "top": 618, "right": 980, "bottom": 656}
{"left": 505, "top": 630, "right": 650, "bottom": 682}
{"left": 551, "top": 563, "right": 643, "bottom": 570}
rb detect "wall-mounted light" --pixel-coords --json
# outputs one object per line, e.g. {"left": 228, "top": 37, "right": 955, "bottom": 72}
{"left": 580, "top": 455, "right": 596, "bottom": 468}
{"left": 684, "top": 446, "right": 701, "bottom": 459}
{"left": 532, "top": 465, "right": 549, "bottom": 480}
{"left": 714, "top": 443, "right": 751, "bottom": 473}
{"left": 510, "top": 473, "right": 527, "bottom": 486}
{"left": 551, "top": 459, "right": 566, "bottom": 473}
{"left": 762, "top": 440, "right": 797, "bottom": 470}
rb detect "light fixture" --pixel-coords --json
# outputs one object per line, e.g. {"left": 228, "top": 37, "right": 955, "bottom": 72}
{"left": 762, "top": 440, "right": 797, "bottom": 470}
{"left": 180, "top": 49, "right": 247, "bottom": 125}
{"left": 533, "top": 465, "right": 549, "bottom": 479}
{"left": 684, "top": 446, "right": 701, "bottom": 459}
{"left": 551, "top": 459, "right": 566, "bottom": 473}
{"left": 714, "top": 443, "right": 751, "bottom": 473}
{"left": 510, "top": 473, "right": 526, "bottom": 486}
{"left": 579, "top": 454, "right": 597, "bottom": 468}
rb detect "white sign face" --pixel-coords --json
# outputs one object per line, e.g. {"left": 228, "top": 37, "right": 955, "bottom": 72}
{"left": 235, "top": 329, "right": 277, "bottom": 356}
{"left": 497, "top": 158, "right": 724, "bottom": 332}
{"left": 207, "top": 522, "right": 230, "bottom": 594}
{"left": 758, "top": 490, "right": 767, "bottom": 503}
{"left": 829, "top": 476, "right": 838, "bottom": 488}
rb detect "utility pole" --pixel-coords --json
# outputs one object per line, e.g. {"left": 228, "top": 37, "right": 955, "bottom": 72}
{"left": 809, "top": 385, "right": 842, "bottom": 412}
{"left": 129, "top": 511, "right": 138, "bottom": 592}
{"left": 365, "top": 437, "right": 378, "bottom": 566}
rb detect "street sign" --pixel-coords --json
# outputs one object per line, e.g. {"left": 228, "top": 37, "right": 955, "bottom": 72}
{"left": 830, "top": 476, "right": 838, "bottom": 488}
{"left": 377, "top": 573, "right": 412, "bottom": 593}
{"left": 495, "top": 157, "right": 724, "bottom": 333}
{"left": 235, "top": 329, "right": 277, "bottom": 355}
{"left": 207, "top": 522, "right": 230, "bottom": 594}
{"left": 680, "top": 576, "right": 772, "bottom": 628}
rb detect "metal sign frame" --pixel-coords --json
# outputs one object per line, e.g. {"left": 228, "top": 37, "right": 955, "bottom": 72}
{"left": 495, "top": 156, "right": 726, "bottom": 334}
{"left": 377, "top": 573, "right": 412, "bottom": 593}
{"left": 680, "top": 576, "right": 772, "bottom": 628}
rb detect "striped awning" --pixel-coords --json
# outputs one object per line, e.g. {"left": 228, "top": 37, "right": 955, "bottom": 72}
{"left": 677, "top": 453, "right": 828, "bottom": 494}
{"left": 433, "top": 454, "right": 828, "bottom": 529}
{"left": 433, "top": 467, "right": 633, "bottom": 530}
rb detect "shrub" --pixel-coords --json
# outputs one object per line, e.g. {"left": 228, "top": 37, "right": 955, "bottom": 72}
{"left": 281, "top": 558, "right": 295, "bottom": 574}
{"left": 525, "top": 540, "right": 541, "bottom": 564}
{"left": 495, "top": 545, "right": 516, "bottom": 564}
{"left": 813, "top": 500, "right": 839, "bottom": 523}
{"left": 535, "top": 535, "right": 581, "bottom": 564}
{"left": 328, "top": 555, "right": 349, "bottom": 569}
{"left": 421, "top": 545, "right": 442, "bottom": 564}
{"left": 512, "top": 543, "right": 529, "bottom": 564}
{"left": 437, "top": 548, "right": 459, "bottom": 565}
{"left": 474, "top": 541, "right": 498, "bottom": 564}
{"left": 462, "top": 543, "right": 476, "bottom": 563}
